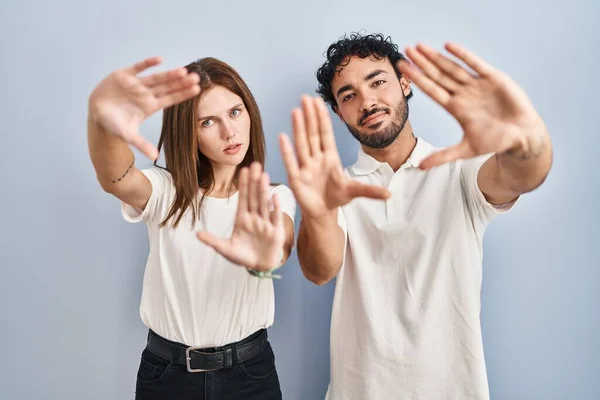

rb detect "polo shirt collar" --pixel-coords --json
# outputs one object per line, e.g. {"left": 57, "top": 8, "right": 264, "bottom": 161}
{"left": 351, "top": 137, "right": 435, "bottom": 175}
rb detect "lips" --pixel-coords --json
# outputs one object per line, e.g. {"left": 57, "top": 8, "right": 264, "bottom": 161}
{"left": 224, "top": 143, "right": 241, "bottom": 151}
{"left": 223, "top": 143, "right": 242, "bottom": 155}
{"left": 361, "top": 111, "right": 388, "bottom": 126}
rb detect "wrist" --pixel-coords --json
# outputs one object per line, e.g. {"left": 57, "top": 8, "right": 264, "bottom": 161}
{"left": 303, "top": 208, "right": 338, "bottom": 228}
{"left": 247, "top": 247, "right": 285, "bottom": 279}
{"left": 504, "top": 117, "right": 548, "bottom": 160}
{"left": 88, "top": 95, "right": 103, "bottom": 124}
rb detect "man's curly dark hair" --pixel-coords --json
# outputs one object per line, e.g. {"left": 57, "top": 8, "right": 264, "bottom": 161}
{"left": 316, "top": 32, "right": 413, "bottom": 110}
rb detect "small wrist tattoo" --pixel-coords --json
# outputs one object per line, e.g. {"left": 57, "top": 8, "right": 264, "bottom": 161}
{"left": 112, "top": 160, "right": 134, "bottom": 183}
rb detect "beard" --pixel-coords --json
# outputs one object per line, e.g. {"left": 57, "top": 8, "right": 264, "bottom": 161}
{"left": 346, "top": 98, "right": 409, "bottom": 149}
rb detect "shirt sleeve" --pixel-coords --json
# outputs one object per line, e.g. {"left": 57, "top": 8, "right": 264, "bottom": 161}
{"left": 460, "top": 154, "right": 518, "bottom": 226}
{"left": 269, "top": 184, "right": 297, "bottom": 227}
{"left": 121, "top": 168, "right": 175, "bottom": 226}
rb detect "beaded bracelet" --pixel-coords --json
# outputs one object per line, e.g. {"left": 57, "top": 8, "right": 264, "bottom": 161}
{"left": 246, "top": 249, "right": 285, "bottom": 279}
{"left": 246, "top": 268, "right": 282, "bottom": 279}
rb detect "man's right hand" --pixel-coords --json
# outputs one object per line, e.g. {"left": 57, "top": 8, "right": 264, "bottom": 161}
{"left": 88, "top": 57, "right": 201, "bottom": 161}
{"left": 279, "top": 96, "right": 390, "bottom": 220}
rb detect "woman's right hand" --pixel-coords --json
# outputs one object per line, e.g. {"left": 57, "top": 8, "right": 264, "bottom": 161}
{"left": 88, "top": 57, "right": 200, "bottom": 160}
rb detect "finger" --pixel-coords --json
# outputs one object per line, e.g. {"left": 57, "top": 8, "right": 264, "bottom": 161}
{"left": 415, "top": 43, "right": 473, "bottom": 85}
{"left": 346, "top": 180, "right": 391, "bottom": 200}
{"left": 157, "top": 85, "right": 201, "bottom": 109}
{"left": 418, "top": 141, "right": 473, "bottom": 170}
{"left": 398, "top": 58, "right": 451, "bottom": 107}
{"left": 303, "top": 96, "right": 322, "bottom": 157}
{"left": 129, "top": 57, "right": 162, "bottom": 75}
{"left": 129, "top": 133, "right": 159, "bottom": 161}
{"left": 279, "top": 134, "right": 300, "bottom": 180}
{"left": 315, "top": 97, "right": 337, "bottom": 152}
{"left": 247, "top": 162, "right": 261, "bottom": 213}
{"left": 196, "top": 231, "right": 231, "bottom": 257}
{"left": 292, "top": 108, "right": 310, "bottom": 166}
{"left": 153, "top": 72, "right": 200, "bottom": 96}
{"left": 405, "top": 46, "right": 461, "bottom": 93}
{"left": 444, "top": 42, "right": 495, "bottom": 77}
{"left": 270, "top": 193, "right": 283, "bottom": 228}
{"left": 140, "top": 67, "right": 187, "bottom": 88}
{"left": 259, "top": 172, "right": 271, "bottom": 219}
{"left": 237, "top": 166, "right": 250, "bottom": 215}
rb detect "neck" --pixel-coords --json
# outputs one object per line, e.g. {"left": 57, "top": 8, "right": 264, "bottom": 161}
{"left": 208, "top": 164, "right": 238, "bottom": 198}
{"left": 361, "top": 120, "right": 417, "bottom": 172}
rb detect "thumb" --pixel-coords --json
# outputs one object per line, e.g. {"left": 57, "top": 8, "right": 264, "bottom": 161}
{"left": 129, "top": 133, "right": 159, "bottom": 162}
{"left": 197, "top": 231, "right": 231, "bottom": 257}
{"left": 346, "top": 180, "right": 391, "bottom": 201}
{"left": 419, "top": 141, "right": 472, "bottom": 170}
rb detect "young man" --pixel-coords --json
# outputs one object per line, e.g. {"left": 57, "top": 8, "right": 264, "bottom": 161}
{"left": 278, "top": 33, "right": 552, "bottom": 399}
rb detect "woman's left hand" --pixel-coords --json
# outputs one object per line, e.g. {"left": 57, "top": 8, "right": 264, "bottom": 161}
{"left": 197, "top": 162, "right": 286, "bottom": 272}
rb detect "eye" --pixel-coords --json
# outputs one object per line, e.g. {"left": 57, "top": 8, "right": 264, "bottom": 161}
{"left": 230, "top": 108, "right": 242, "bottom": 117}
{"left": 201, "top": 119, "right": 214, "bottom": 127}
{"left": 372, "top": 80, "right": 386, "bottom": 87}
{"left": 342, "top": 93, "right": 355, "bottom": 103}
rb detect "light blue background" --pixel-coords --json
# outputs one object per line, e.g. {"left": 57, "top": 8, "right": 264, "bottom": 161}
{"left": 1, "top": 0, "right": 598, "bottom": 399}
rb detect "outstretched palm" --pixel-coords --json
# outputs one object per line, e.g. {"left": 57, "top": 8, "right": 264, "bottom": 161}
{"left": 279, "top": 96, "right": 390, "bottom": 219}
{"left": 196, "top": 163, "right": 286, "bottom": 272}
{"left": 89, "top": 57, "right": 200, "bottom": 160}
{"left": 399, "top": 42, "right": 544, "bottom": 169}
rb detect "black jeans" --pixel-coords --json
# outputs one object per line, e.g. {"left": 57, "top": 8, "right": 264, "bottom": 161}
{"left": 134, "top": 330, "right": 282, "bottom": 400}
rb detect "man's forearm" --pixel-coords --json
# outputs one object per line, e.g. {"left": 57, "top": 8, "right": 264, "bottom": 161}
{"left": 297, "top": 210, "right": 345, "bottom": 285}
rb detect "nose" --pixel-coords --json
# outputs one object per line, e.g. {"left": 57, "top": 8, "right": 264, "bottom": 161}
{"left": 220, "top": 119, "right": 236, "bottom": 140}
{"left": 359, "top": 90, "right": 377, "bottom": 113}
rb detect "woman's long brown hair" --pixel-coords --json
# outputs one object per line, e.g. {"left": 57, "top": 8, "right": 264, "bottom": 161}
{"left": 155, "top": 58, "right": 266, "bottom": 228}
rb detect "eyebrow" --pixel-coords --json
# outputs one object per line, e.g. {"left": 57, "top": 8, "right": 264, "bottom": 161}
{"left": 198, "top": 103, "right": 244, "bottom": 120}
{"left": 335, "top": 70, "right": 388, "bottom": 99}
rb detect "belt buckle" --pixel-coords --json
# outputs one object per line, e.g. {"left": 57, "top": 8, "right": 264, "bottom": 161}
{"left": 185, "top": 346, "right": 219, "bottom": 373}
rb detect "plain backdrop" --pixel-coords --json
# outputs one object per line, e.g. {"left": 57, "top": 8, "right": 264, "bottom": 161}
{"left": 1, "top": 0, "right": 598, "bottom": 399}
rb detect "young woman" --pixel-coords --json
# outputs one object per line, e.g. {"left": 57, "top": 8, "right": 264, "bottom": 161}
{"left": 87, "top": 56, "right": 295, "bottom": 399}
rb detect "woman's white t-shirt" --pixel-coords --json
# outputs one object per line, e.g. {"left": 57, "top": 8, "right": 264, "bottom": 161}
{"left": 121, "top": 168, "right": 296, "bottom": 347}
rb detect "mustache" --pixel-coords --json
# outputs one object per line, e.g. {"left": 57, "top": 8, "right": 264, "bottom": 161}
{"left": 359, "top": 107, "right": 390, "bottom": 126}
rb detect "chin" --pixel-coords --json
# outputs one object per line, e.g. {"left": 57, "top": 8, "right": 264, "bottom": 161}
{"left": 226, "top": 151, "right": 249, "bottom": 167}
{"left": 221, "top": 157, "right": 243, "bottom": 167}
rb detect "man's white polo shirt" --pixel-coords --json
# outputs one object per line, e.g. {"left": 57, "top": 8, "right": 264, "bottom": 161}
{"left": 326, "top": 137, "right": 515, "bottom": 400}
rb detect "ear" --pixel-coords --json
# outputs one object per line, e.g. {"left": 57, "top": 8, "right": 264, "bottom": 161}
{"left": 399, "top": 74, "right": 412, "bottom": 98}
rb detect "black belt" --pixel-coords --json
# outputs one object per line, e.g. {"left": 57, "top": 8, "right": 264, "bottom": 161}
{"left": 146, "top": 329, "right": 269, "bottom": 373}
